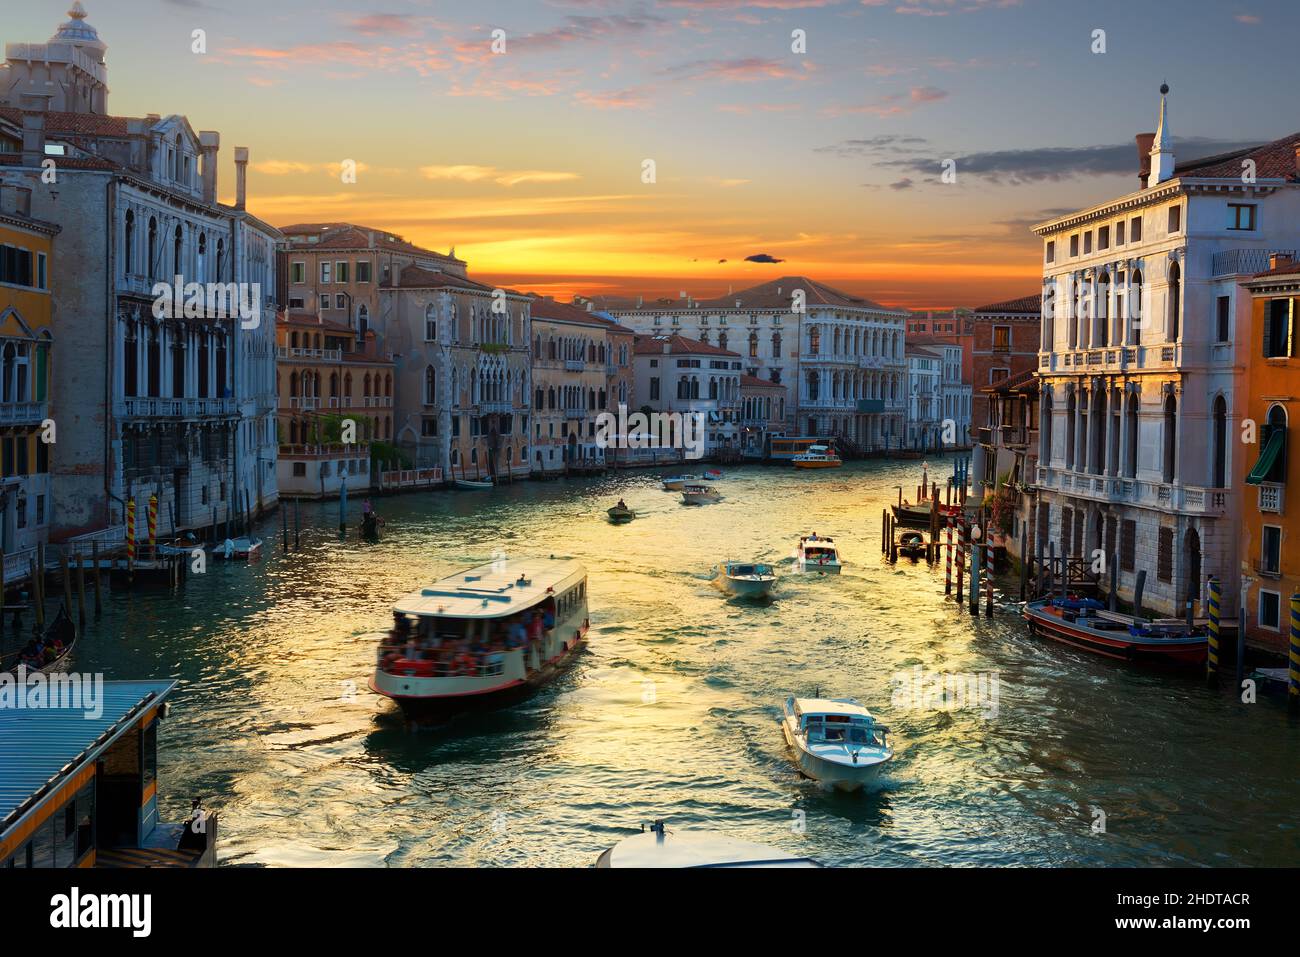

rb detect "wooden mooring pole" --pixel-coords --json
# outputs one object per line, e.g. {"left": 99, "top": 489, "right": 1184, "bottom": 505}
{"left": 75, "top": 552, "right": 87, "bottom": 633}
{"left": 91, "top": 542, "right": 103, "bottom": 617}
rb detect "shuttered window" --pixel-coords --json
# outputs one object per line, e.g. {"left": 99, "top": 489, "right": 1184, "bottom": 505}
{"left": 1121, "top": 519, "right": 1136, "bottom": 572}
{"left": 1157, "top": 527, "right": 1174, "bottom": 582}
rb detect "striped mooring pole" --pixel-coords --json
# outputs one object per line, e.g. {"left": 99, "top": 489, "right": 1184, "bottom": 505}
{"left": 1289, "top": 592, "right": 1300, "bottom": 713}
{"left": 126, "top": 497, "right": 136, "bottom": 570}
{"left": 148, "top": 493, "right": 158, "bottom": 553}
{"left": 944, "top": 520, "right": 953, "bottom": 595}
{"left": 1206, "top": 576, "right": 1220, "bottom": 685}
{"left": 984, "top": 540, "right": 995, "bottom": 617}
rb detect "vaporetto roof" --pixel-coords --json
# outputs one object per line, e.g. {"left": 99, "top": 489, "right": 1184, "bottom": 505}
{"left": 393, "top": 557, "right": 586, "bottom": 619}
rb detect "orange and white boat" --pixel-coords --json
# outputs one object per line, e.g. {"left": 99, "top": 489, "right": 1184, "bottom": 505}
{"left": 370, "top": 557, "right": 589, "bottom": 722}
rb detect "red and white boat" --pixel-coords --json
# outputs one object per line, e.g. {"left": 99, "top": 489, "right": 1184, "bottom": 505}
{"left": 370, "top": 556, "right": 589, "bottom": 722}
{"left": 1022, "top": 598, "right": 1207, "bottom": 666}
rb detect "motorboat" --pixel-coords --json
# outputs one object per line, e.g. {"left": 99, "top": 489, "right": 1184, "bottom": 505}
{"left": 792, "top": 444, "right": 842, "bottom": 469}
{"left": 681, "top": 484, "right": 722, "bottom": 505}
{"left": 370, "top": 556, "right": 589, "bottom": 722}
{"left": 213, "top": 536, "right": 262, "bottom": 560}
{"left": 455, "top": 478, "right": 494, "bottom": 490}
{"left": 795, "top": 535, "right": 842, "bottom": 574}
{"left": 890, "top": 500, "right": 960, "bottom": 528}
{"left": 596, "top": 821, "right": 819, "bottom": 868}
{"left": 781, "top": 696, "right": 893, "bottom": 791}
{"left": 714, "top": 560, "right": 777, "bottom": 598}
{"left": 607, "top": 504, "right": 635, "bottom": 523}
{"left": 1022, "top": 597, "right": 1208, "bottom": 666}
{"left": 661, "top": 474, "right": 700, "bottom": 492}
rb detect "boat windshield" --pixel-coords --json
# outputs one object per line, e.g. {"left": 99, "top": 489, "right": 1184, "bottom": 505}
{"left": 377, "top": 600, "right": 557, "bottom": 676}
{"left": 804, "top": 547, "right": 836, "bottom": 559}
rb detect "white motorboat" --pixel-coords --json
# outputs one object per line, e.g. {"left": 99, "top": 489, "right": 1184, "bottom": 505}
{"left": 455, "top": 478, "right": 495, "bottom": 490}
{"left": 596, "top": 821, "right": 819, "bottom": 868}
{"left": 781, "top": 696, "right": 892, "bottom": 791}
{"left": 714, "top": 560, "right": 777, "bottom": 598}
{"left": 213, "top": 536, "right": 262, "bottom": 560}
{"left": 795, "top": 535, "right": 842, "bottom": 574}
{"left": 370, "top": 556, "right": 589, "bottom": 722}
{"left": 661, "top": 474, "right": 700, "bottom": 491}
{"left": 681, "top": 483, "right": 722, "bottom": 505}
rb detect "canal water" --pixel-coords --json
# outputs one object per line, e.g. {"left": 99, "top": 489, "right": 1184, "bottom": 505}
{"left": 43, "top": 461, "right": 1300, "bottom": 866}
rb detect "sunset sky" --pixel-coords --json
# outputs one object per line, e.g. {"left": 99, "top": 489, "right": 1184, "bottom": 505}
{"left": 9, "top": 0, "right": 1297, "bottom": 308}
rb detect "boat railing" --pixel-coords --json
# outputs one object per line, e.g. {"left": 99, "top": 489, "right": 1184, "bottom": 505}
{"left": 377, "top": 642, "right": 518, "bottom": 677}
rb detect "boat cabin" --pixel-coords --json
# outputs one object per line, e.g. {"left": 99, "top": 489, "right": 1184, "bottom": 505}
{"left": 0, "top": 680, "right": 215, "bottom": 868}
{"left": 791, "top": 698, "right": 888, "bottom": 748}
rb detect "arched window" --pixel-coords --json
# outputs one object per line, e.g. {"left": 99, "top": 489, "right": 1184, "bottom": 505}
{"left": 1130, "top": 270, "right": 1144, "bottom": 345}
{"left": 147, "top": 217, "right": 158, "bottom": 281}
{"left": 358, "top": 304, "right": 370, "bottom": 339}
{"left": 1212, "top": 395, "right": 1227, "bottom": 488}
{"left": 1167, "top": 261, "right": 1181, "bottom": 342}
{"left": 1124, "top": 393, "right": 1138, "bottom": 478}
{"left": 173, "top": 224, "right": 184, "bottom": 277}
{"left": 1040, "top": 392, "right": 1053, "bottom": 465}
{"left": 1065, "top": 391, "right": 1077, "bottom": 470}
{"left": 124, "top": 211, "right": 135, "bottom": 274}
{"left": 1162, "top": 394, "right": 1177, "bottom": 483}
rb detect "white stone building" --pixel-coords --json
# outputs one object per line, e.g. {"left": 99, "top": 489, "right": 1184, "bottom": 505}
{"left": 1034, "top": 85, "right": 1300, "bottom": 617}
{"left": 598, "top": 276, "right": 907, "bottom": 452}
{"left": 632, "top": 334, "right": 741, "bottom": 459}
{"left": 904, "top": 345, "right": 943, "bottom": 450}
{"left": 0, "top": 5, "right": 280, "bottom": 539}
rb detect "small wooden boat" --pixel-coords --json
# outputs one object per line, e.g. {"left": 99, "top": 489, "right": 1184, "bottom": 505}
{"left": 681, "top": 483, "right": 722, "bottom": 505}
{"left": 781, "top": 696, "right": 893, "bottom": 791}
{"left": 361, "top": 512, "right": 384, "bottom": 540}
{"left": 795, "top": 535, "right": 842, "bottom": 574}
{"left": 213, "top": 536, "right": 262, "bottom": 560}
{"left": 704, "top": 469, "right": 723, "bottom": 480}
{"left": 792, "top": 444, "right": 842, "bottom": 469}
{"left": 897, "top": 531, "right": 927, "bottom": 558}
{"left": 5, "top": 605, "right": 77, "bottom": 675}
{"left": 714, "top": 560, "right": 776, "bottom": 598}
{"left": 455, "top": 478, "right": 495, "bottom": 490}
{"left": 1022, "top": 598, "right": 1208, "bottom": 666}
{"left": 607, "top": 504, "right": 635, "bottom": 523}
{"left": 661, "top": 474, "right": 700, "bottom": 492}
{"left": 891, "top": 500, "right": 961, "bottom": 528}
{"left": 596, "top": 821, "right": 819, "bottom": 868}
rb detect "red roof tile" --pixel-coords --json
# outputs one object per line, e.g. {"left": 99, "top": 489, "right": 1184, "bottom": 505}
{"left": 974, "top": 294, "right": 1042, "bottom": 314}
{"left": 1174, "top": 131, "right": 1300, "bottom": 181}
{"left": 280, "top": 222, "right": 461, "bottom": 262}
{"left": 698, "top": 276, "right": 894, "bottom": 311}
{"left": 633, "top": 334, "right": 740, "bottom": 358}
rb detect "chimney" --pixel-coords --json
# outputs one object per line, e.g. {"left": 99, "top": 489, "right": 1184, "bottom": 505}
{"left": 234, "top": 146, "right": 249, "bottom": 211}
{"left": 19, "top": 97, "right": 47, "bottom": 168}
{"left": 1270, "top": 253, "right": 1294, "bottom": 271}
{"left": 199, "top": 131, "right": 220, "bottom": 205}
{"left": 1136, "top": 133, "right": 1155, "bottom": 188}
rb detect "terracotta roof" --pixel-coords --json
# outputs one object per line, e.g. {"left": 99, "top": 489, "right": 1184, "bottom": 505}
{"left": 633, "top": 334, "right": 741, "bottom": 359}
{"left": 698, "top": 276, "right": 894, "bottom": 312}
{"left": 0, "top": 152, "right": 117, "bottom": 171}
{"left": 279, "top": 222, "right": 461, "bottom": 262}
{"left": 984, "top": 369, "right": 1039, "bottom": 395}
{"left": 529, "top": 296, "right": 638, "bottom": 335}
{"left": 974, "top": 294, "right": 1042, "bottom": 315}
{"left": 1173, "top": 131, "right": 1300, "bottom": 181}
{"left": 741, "top": 374, "right": 783, "bottom": 389}
{"left": 906, "top": 343, "right": 946, "bottom": 358}
{"left": 1251, "top": 257, "right": 1300, "bottom": 278}
{"left": 0, "top": 107, "right": 134, "bottom": 138}
{"left": 384, "top": 263, "right": 496, "bottom": 293}
{"left": 279, "top": 314, "right": 356, "bottom": 333}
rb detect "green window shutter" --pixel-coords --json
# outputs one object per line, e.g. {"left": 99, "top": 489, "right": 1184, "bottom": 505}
{"left": 1246, "top": 427, "right": 1285, "bottom": 485}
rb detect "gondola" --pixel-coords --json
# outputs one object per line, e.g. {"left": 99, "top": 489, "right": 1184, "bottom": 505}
{"left": 4, "top": 605, "right": 76, "bottom": 675}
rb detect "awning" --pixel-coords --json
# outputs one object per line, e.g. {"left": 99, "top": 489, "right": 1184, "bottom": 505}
{"left": 1246, "top": 428, "right": 1285, "bottom": 485}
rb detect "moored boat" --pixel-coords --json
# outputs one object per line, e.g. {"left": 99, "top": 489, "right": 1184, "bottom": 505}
{"left": 781, "top": 696, "right": 893, "bottom": 791}
{"left": 213, "top": 536, "right": 262, "bottom": 560}
{"left": 897, "top": 531, "right": 927, "bottom": 558}
{"left": 596, "top": 820, "right": 819, "bottom": 868}
{"left": 681, "top": 483, "right": 722, "bottom": 505}
{"left": 795, "top": 534, "right": 842, "bottom": 574}
{"left": 1022, "top": 597, "right": 1208, "bottom": 666}
{"left": 455, "top": 478, "right": 495, "bottom": 490}
{"left": 3, "top": 605, "right": 76, "bottom": 675}
{"left": 714, "top": 560, "right": 777, "bottom": 598}
{"left": 370, "top": 556, "right": 589, "bottom": 722}
{"left": 792, "top": 444, "right": 842, "bottom": 469}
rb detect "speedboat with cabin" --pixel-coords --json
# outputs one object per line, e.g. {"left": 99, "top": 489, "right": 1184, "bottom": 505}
{"left": 681, "top": 484, "right": 722, "bottom": 505}
{"left": 781, "top": 696, "right": 893, "bottom": 791}
{"left": 661, "top": 474, "right": 700, "bottom": 491}
{"left": 596, "top": 821, "right": 819, "bottom": 868}
{"left": 1022, "top": 597, "right": 1208, "bottom": 666}
{"left": 792, "top": 444, "right": 842, "bottom": 469}
{"left": 795, "top": 535, "right": 842, "bottom": 574}
{"left": 713, "top": 560, "right": 777, "bottom": 598}
{"left": 213, "top": 536, "right": 262, "bottom": 560}
{"left": 370, "top": 556, "right": 589, "bottom": 722}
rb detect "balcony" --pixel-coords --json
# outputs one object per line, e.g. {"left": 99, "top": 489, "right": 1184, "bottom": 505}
{"left": 122, "top": 396, "right": 238, "bottom": 418}
{"left": 289, "top": 396, "right": 319, "bottom": 411}
{"left": 362, "top": 396, "right": 393, "bottom": 408}
{"left": 0, "top": 400, "right": 48, "bottom": 426}
{"left": 1036, "top": 467, "right": 1227, "bottom": 515}
{"left": 1258, "top": 484, "right": 1283, "bottom": 513}
{"left": 565, "top": 359, "right": 586, "bottom": 372}
{"left": 480, "top": 401, "right": 513, "bottom": 414}
{"left": 564, "top": 407, "right": 586, "bottom": 419}
{"left": 277, "top": 346, "right": 344, "bottom": 362}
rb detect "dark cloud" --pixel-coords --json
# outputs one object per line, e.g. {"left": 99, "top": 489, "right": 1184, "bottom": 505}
{"left": 745, "top": 253, "right": 784, "bottom": 264}
{"left": 814, "top": 134, "right": 930, "bottom": 158}
{"left": 889, "top": 178, "right": 915, "bottom": 190}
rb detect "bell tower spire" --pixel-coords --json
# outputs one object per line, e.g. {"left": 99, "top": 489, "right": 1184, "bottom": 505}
{"left": 1148, "top": 82, "right": 1176, "bottom": 188}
